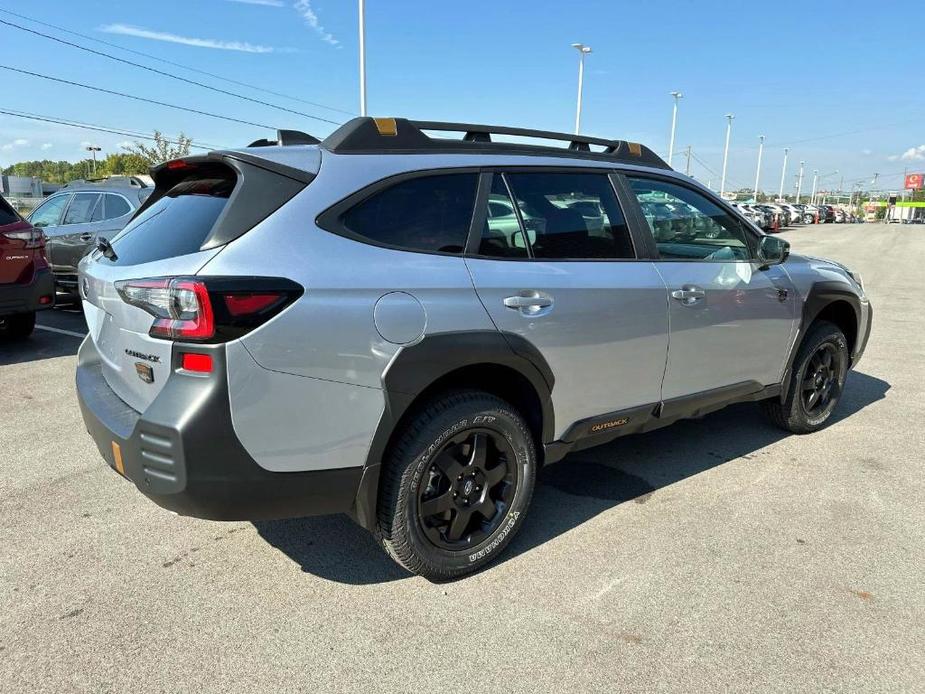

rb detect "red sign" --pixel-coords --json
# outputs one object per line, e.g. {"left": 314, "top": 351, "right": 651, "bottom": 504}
{"left": 905, "top": 173, "right": 924, "bottom": 190}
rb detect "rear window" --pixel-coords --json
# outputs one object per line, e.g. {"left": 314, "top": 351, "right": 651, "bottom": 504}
{"left": 107, "top": 176, "right": 233, "bottom": 265}
{"left": 0, "top": 196, "right": 19, "bottom": 226}
{"left": 340, "top": 174, "right": 478, "bottom": 254}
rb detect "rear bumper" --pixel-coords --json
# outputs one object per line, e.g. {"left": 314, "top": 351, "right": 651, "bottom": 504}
{"left": 75, "top": 337, "right": 362, "bottom": 521}
{"left": 0, "top": 267, "right": 54, "bottom": 316}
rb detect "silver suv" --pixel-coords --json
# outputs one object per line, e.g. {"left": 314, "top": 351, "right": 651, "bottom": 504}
{"left": 75, "top": 118, "right": 872, "bottom": 580}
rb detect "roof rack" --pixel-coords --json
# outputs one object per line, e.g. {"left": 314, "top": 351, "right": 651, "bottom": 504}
{"left": 248, "top": 129, "right": 321, "bottom": 148}
{"left": 320, "top": 117, "right": 671, "bottom": 169}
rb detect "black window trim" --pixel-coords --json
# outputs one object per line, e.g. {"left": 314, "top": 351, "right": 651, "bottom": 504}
{"left": 465, "top": 166, "right": 644, "bottom": 263}
{"left": 315, "top": 166, "right": 482, "bottom": 257}
{"left": 616, "top": 170, "right": 763, "bottom": 263}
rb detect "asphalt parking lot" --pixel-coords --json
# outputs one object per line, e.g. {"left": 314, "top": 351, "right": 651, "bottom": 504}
{"left": 1, "top": 222, "right": 921, "bottom": 693}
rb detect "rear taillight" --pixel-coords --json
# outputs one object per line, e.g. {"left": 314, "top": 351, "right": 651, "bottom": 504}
{"left": 3, "top": 228, "right": 45, "bottom": 249}
{"left": 115, "top": 276, "right": 302, "bottom": 343}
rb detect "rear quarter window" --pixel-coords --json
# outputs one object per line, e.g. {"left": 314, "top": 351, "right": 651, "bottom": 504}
{"left": 0, "top": 195, "right": 19, "bottom": 226}
{"left": 107, "top": 176, "right": 233, "bottom": 266}
{"left": 336, "top": 173, "right": 478, "bottom": 254}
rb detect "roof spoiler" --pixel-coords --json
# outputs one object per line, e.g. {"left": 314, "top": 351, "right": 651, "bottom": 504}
{"left": 319, "top": 117, "right": 671, "bottom": 169}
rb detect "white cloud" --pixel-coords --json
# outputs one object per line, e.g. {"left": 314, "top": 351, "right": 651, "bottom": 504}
{"left": 861, "top": 148, "right": 872, "bottom": 156}
{"left": 226, "top": 0, "right": 285, "bottom": 5}
{"left": 117, "top": 141, "right": 134, "bottom": 149}
{"left": 888, "top": 154, "right": 899, "bottom": 161}
{"left": 899, "top": 144, "right": 925, "bottom": 161}
{"left": 293, "top": 1, "right": 339, "bottom": 46}
{"left": 1, "top": 144, "right": 12, "bottom": 151}
{"left": 40, "top": 143, "right": 53, "bottom": 150}
{"left": 99, "top": 23, "right": 282, "bottom": 53}
{"left": 13, "top": 138, "right": 29, "bottom": 146}
{"left": 1, "top": 138, "right": 29, "bottom": 150}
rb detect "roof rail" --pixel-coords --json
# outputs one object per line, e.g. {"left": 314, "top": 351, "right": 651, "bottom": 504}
{"left": 321, "top": 117, "right": 670, "bottom": 169}
{"left": 63, "top": 175, "right": 148, "bottom": 188}
{"left": 248, "top": 129, "right": 321, "bottom": 148}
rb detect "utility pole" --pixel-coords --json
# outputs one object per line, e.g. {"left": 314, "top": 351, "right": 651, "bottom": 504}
{"left": 810, "top": 169, "right": 819, "bottom": 204}
{"left": 571, "top": 43, "right": 592, "bottom": 134}
{"left": 667, "top": 91, "right": 683, "bottom": 166}
{"left": 778, "top": 148, "right": 789, "bottom": 201}
{"left": 358, "top": 0, "right": 367, "bottom": 116}
{"left": 85, "top": 145, "right": 101, "bottom": 177}
{"left": 753, "top": 135, "right": 765, "bottom": 200}
{"left": 796, "top": 161, "right": 805, "bottom": 203}
{"left": 720, "top": 113, "right": 734, "bottom": 197}
{"left": 684, "top": 145, "right": 692, "bottom": 176}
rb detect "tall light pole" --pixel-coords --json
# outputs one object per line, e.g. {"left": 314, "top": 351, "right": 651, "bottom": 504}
{"left": 667, "top": 91, "right": 683, "bottom": 166}
{"left": 720, "top": 113, "right": 734, "bottom": 197}
{"left": 796, "top": 161, "right": 805, "bottom": 203}
{"left": 571, "top": 43, "right": 592, "bottom": 134}
{"left": 358, "top": 0, "right": 367, "bottom": 116}
{"left": 753, "top": 134, "right": 765, "bottom": 200}
{"left": 778, "top": 147, "right": 789, "bottom": 201}
{"left": 685, "top": 145, "right": 692, "bottom": 176}
{"left": 810, "top": 169, "right": 819, "bottom": 204}
{"left": 85, "top": 145, "right": 101, "bottom": 177}
{"left": 872, "top": 172, "right": 880, "bottom": 192}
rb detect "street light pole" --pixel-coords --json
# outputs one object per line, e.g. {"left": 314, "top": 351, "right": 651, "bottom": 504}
{"left": 667, "top": 91, "right": 682, "bottom": 165}
{"left": 810, "top": 169, "right": 819, "bottom": 204}
{"left": 796, "top": 161, "right": 805, "bottom": 203}
{"left": 778, "top": 147, "right": 789, "bottom": 201}
{"left": 571, "top": 43, "right": 592, "bottom": 134}
{"left": 85, "top": 145, "right": 101, "bottom": 177}
{"left": 685, "top": 145, "right": 692, "bottom": 176}
{"left": 753, "top": 135, "right": 765, "bottom": 200}
{"left": 720, "top": 113, "right": 734, "bottom": 197}
{"left": 358, "top": 0, "right": 367, "bottom": 116}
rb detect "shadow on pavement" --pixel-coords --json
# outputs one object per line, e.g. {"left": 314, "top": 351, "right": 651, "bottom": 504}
{"left": 257, "top": 370, "right": 888, "bottom": 585}
{"left": 0, "top": 299, "right": 85, "bottom": 367}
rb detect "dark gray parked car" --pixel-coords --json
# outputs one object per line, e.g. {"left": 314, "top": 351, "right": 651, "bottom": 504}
{"left": 27, "top": 177, "right": 151, "bottom": 294}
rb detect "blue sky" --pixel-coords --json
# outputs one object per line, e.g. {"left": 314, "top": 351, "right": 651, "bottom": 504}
{"left": 1, "top": 0, "right": 922, "bottom": 192}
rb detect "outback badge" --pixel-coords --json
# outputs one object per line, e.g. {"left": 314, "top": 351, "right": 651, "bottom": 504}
{"left": 135, "top": 362, "right": 155, "bottom": 384}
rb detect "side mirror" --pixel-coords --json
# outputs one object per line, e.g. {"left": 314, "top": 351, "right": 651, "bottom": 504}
{"left": 757, "top": 235, "right": 790, "bottom": 266}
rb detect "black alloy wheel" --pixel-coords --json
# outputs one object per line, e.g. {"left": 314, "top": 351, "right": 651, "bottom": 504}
{"left": 417, "top": 429, "right": 517, "bottom": 550}
{"left": 800, "top": 342, "right": 843, "bottom": 416}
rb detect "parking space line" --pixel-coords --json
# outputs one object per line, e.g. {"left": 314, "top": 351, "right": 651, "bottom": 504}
{"left": 35, "top": 325, "right": 87, "bottom": 339}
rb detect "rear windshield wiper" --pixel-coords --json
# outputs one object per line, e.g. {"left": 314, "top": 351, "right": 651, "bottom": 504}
{"left": 97, "top": 236, "right": 118, "bottom": 261}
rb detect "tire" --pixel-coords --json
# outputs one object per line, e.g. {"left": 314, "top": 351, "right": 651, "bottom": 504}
{"left": 377, "top": 390, "right": 537, "bottom": 580}
{"left": 803, "top": 214, "right": 814, "bottom": 224}
{"left": 0, "top": 312, "right": 36, "bottom": 339}
{"left": 763, "top": 320, "right": 849, "bottom": 434}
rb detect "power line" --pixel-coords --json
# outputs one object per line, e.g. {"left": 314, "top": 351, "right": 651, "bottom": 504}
{"left": 0, "top": 7, "right": 354, "bottom": 117}
{"left": 1, "top": 65, "right": 276, "bottom": 131}
{"left": 0, "top": 16, "right": 342, "bottom": 127}
{"left": 0, "top": 107, "right": 229, "bottom": 151}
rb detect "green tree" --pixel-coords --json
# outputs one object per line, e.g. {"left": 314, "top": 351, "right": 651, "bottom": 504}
{"left": 99, "top": 152, "right": 150, "bottom": 177}
{"left": 123, "top": 131, "right": 192, "bottom": 167}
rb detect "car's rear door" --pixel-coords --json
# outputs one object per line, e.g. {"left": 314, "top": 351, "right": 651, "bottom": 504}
{"left": 622, "top": 174, "right": 798, "bottom": 401}
{"left": 465, "top": 170, "right": 669, "bottom": 440}
{"left": 56, "top": 192, "right": 102, "bottom": 277}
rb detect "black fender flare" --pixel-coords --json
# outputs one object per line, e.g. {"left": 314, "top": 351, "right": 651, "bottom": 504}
{"left": 351, "top": 330, "right": 554, "bottom": 530}
{"left": 780, "top": 281, "right": 862, "bottom": 402}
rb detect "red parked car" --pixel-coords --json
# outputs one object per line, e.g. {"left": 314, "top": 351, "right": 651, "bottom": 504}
{"left": 0, "top": 193, "right": 54, "bottom": 338}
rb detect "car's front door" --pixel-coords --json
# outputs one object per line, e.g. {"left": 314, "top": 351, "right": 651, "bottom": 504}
{"left": 466, "top": 171, "right": 669, "bottom": 439}
{"left": 623, "top": 175, "right": 798, "bottom": 401}
{"left": 56, "top": 192, "right": 102, "bottom": 276}
{"left": 26, "top": 193, "right": 71, "bottom": 268}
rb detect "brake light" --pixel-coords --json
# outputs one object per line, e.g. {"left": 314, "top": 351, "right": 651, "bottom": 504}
{"left": 3, "top": 228, "right": 45, "bottom": 249}
{"left": 115, "top": 276, "right": 302, "bottom": 343}
{"left": 116, "top": 278, "right": 214, "bottom": 340}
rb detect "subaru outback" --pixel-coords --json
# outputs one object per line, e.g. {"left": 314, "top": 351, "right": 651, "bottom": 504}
{"left": 75, "top": 118, "right": 872, "bottom": 580}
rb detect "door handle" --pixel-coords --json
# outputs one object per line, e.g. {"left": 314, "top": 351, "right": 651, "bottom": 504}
{"left": 671, "top": 285, "right": 706, "bottom": 306}
{"left": 79, "top": 232, "right": 93, "bottom": 241}
{"left": 503, "top": 292, "right": 553, "bottom": 315}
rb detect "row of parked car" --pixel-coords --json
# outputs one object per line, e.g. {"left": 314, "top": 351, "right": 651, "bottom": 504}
{"left": 731, "top": 202, "right": 858, "bottom": 231}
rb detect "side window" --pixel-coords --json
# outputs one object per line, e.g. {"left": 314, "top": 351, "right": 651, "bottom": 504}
{"left": 503, "top": 172, "right": 635, "bottom": 260}
{"left": 102, "top": 194, "right": 132, "bottom": 220}
{"left": 340, "top": 173, "right": 478, "bottom": 254}
{"left": 479, "top": 175, "right": 528, "bottom": 258}
{"left": 627, "top": 178, "right": 754, "bottom": 261}
{"left": 27, "top": 194, "right": 70, "bottom": 228}
{"left": 63, "top": 193, "right": 101, "bottom": 225}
